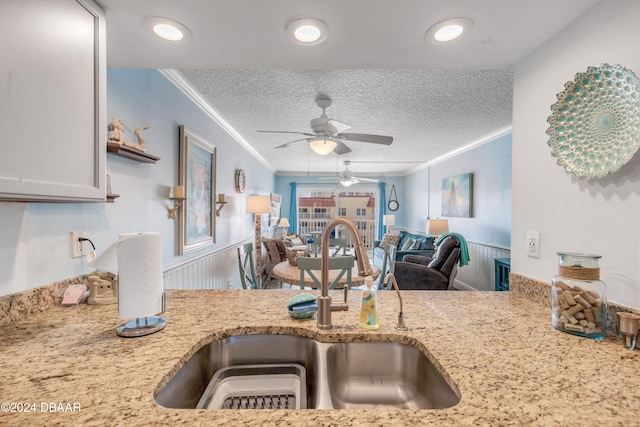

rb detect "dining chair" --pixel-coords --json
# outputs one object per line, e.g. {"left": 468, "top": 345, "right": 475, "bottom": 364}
{"left": 237, "top": 242, "right": 258, "bottom": 289}
{"left": 297, "top": 256, "right": 355, "bottom": 290}
{"left": 378, "top": 243, "right": 398, "bottom": 290}
{"left": 329, "top": 238, "right": 348, "bottom": 256}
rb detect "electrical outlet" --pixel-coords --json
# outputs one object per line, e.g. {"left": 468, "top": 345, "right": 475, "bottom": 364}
{"left": 527, "top": 231, "right": 540, "bottom": 258}
{"left": 71, "top": 231, "right": 88, "bottom": 258}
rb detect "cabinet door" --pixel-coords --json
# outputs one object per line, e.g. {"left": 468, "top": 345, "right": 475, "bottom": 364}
{"left": 0, "top": 0, "right": 106, "bottom": 201}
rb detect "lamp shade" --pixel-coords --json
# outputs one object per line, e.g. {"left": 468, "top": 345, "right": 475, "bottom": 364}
{"left": 309, "top": 137, "right": 337, "bottom": 155}
{"left": 279, "top": 218, "right": 290, "bottom": 227}
{"left": 383, "top": 214, "right": 395, "bottom": 226}
{"left": 427, "top": 218, "right": 449, "bottom": 236}
{"left": 246, "top": 195, "right": 270, "bottom": 214}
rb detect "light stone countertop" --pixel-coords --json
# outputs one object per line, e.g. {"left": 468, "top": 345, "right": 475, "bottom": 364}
{"left": 0, "top": 286, "right": 639, "bottom": 426}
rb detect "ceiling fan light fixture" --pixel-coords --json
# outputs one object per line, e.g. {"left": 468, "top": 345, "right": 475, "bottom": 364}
{"left": 286, "top": 18, "right": 329, "bottom": 45}
{"left": 340, "top": 178, "right": 357, "bottom": 187}
{"left": 425, "top": 18, "right": 472, "bottom": 44}
{"left": 309, "top": 137, "right": 337, "bottom": 155}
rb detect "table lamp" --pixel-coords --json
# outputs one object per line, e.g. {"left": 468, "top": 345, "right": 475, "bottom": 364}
{"left": 427, "top": 218, "right": 449, "bottom": 240}
{"left": 279, "top": 217, "right": 290, "bottom": 237}
{"left": 383, "top": 214, "right": 395, "bottom": 234}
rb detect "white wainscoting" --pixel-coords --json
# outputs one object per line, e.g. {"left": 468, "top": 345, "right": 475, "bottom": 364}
{"left": 454, "top": 241, "right": 511, "bottom": 291}
{"left": 163, "top": 239, "right": 251, "bottom": 290}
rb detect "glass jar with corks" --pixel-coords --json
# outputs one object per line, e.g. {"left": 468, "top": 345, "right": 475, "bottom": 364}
{"left": 551, "top": 252, "right": 607, "bottom": 340}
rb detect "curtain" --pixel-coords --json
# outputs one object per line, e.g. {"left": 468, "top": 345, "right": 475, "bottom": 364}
{"left": 289, "top": 182, "right": 298, "bottom": 234}
{"left": 377, "top": 182, "right": 386, "bottom": 240}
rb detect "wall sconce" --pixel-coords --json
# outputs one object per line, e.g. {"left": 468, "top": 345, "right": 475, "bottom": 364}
{"left": 215, "top": 193, "right": 227, "bottom": 216}
{"left": 168, "top": 186, "right": 186, "bottom": 219}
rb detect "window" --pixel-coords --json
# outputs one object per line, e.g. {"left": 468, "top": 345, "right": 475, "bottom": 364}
{"left": 296, "top": 187, "right": 378, "bottom": 248}
{"left": 314, "top": 208, "right": 328, "bottom": 219}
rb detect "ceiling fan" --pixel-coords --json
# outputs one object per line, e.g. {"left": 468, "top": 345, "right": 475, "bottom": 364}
{"left": 257, "top": 94, "right": 393, "bottom": 155}
{"left": 319, "top": 161, "right": 379, "bottom": 187}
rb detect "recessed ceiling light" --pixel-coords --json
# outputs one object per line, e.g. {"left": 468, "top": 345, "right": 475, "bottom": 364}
{"left": 144, "top": 17, "right": 192, "bottom": 42}
{"left": 286, "top": 18, "right": 329, "bottom": 45}
{"left": 425, "top": 18, "right": 472, "bottom": 44}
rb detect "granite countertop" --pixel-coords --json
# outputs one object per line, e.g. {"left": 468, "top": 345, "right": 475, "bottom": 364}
{"left": 0, "top": 288, "right": 639, "bottom": 426}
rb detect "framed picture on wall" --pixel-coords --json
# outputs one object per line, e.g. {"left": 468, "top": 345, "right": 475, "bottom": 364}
{"left": 442, "top": 173, "right": 473, "bottom": 218}
{"left": 178, "top": 125, "right": 216, "bottom": 254}
{"left": 269, "top": 193, "right": 282, "bottom": 227}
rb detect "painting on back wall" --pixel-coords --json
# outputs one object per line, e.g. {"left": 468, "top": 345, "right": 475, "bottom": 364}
{"left": 442, "top": 173, "right": 473, "bottom": 218}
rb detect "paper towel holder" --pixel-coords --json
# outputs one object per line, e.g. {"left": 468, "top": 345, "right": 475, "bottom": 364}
{"left": 116, "top": 292, "right": 167, "bottom": 337}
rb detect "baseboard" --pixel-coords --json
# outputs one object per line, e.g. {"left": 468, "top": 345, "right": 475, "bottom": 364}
{"left": 453, "top": 279, "right": 477, "bottom": 291}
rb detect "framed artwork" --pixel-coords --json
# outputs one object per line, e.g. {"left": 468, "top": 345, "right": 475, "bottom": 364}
{"left": 178, "top": 126, "right": 216, "bottom": 254}
{"left": 442, "top": 173, "right": 473, "bottom": 218}
{"left": 269, "top": 193, "right": 282, "bottom": 227}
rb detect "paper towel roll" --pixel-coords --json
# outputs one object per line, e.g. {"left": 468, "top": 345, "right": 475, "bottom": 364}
{"left": 87, "top": 232, "right": 164, "bottom": 319}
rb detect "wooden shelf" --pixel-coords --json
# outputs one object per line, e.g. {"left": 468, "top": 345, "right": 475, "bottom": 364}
{"left": 107, "top": 143, "right": 160, "bottom": 163}
{"left": 106, "top": 194, "right": 120, "bottom": 203}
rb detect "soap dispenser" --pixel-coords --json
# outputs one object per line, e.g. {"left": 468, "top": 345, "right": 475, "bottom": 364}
{"left": 359, "top": 277, "right": 379, "bottom": 330}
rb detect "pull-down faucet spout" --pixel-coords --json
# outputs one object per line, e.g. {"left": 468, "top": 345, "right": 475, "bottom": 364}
{"left": 317, "top": 217, "right": 373, "bottom": 329}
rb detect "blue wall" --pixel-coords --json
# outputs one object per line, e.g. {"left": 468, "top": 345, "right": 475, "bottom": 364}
{"left": 0, "top": 68, "right": 275, "bottom": 296}
{"left": 404, "top": 134, "right": 512, "bottom": 246}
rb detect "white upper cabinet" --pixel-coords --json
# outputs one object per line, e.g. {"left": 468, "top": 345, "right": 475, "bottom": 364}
{"left": 0, "top": 0, "right": 106, "bottom": 201}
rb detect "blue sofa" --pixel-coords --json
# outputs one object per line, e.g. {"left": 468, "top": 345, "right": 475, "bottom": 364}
{"left": 372, "top": 231, "right": 435, "bottom": 271}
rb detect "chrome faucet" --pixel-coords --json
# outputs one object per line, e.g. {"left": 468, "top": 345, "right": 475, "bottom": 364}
{"left": 383, "top": 273, "right": 408, "bottom": 331}
{"left": 317, "top": 217, "right": 373, "bottom": 329}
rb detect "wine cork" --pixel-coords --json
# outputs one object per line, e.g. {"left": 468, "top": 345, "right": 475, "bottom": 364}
{"left": 562, "top": 291, "right": 577, "bottom": 306}
{"left": 574, "top": 294, "right": 592, "bottom": 308}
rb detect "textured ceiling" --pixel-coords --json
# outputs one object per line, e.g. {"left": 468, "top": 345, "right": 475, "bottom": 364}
{"left": 180, "top": 68, "right": 513, "bottom": 175}
{"left": 97, "top": 0, "right": 601, "bottom": 176}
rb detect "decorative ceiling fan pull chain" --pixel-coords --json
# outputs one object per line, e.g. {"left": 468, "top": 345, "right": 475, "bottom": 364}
{"left": 388, "top": 185, "right": 399, "bottom": 211}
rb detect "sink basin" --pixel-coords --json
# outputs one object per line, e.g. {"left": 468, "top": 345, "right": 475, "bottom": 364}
{"left": 155, "top": 334, "right": 319, "bottom": 409}
{"left": 155, "top": 334, "right": 459, "bottom": 410}
{"left": 325, "top": 342, "right": 460, "bottom": 409}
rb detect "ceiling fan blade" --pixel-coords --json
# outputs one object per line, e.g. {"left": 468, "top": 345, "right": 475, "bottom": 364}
{"left": 336, "top": 133, "right": 393, "bottom": 145}
{"left": 352, "top": 176, "right": 379, "bottom": 183}
{"left": 274, "top": 138, "right": 309, "bottom": 149}
{"left": 258, "top": 130, "right": 316, "bottom": 137}
{"left": 333, "top": 140, "right": 352, "bottom": 155}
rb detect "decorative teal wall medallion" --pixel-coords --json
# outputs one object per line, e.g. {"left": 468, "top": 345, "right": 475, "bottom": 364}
{"left": 546, "top": 63, "right": 640, "bottom": 179}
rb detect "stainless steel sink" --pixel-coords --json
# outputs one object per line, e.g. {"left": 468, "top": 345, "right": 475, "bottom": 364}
{"left": 155, "top": 334, "right": 460, "bottom": 410}
{"left": 324, "top": 342, "right": 460, "bottom": 409}
{"left": 155, "top": 334, "right": 319, "bottom": 409}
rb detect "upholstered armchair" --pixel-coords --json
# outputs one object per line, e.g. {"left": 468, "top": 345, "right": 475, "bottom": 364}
{"left": 393, "top": 235, "right": 461, "bottom": 290}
